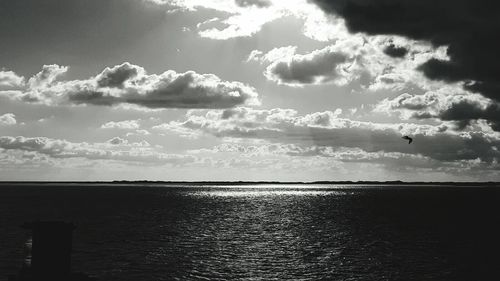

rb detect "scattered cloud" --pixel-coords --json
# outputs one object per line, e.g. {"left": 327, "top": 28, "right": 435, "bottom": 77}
{"left": 248, "top": 36, "right": 448, "bottom": 90}
{"left": 101, "top": 119, "right": 141, "bottom": 130}
{"left": 107, "top": 137, "right": 129, "bottom": 145}
{"left": 153, "top": 121, "right": 203, "bottom": 139}
{"left": 160, "top": 107, "right": 500, "bottom": 164}
{"left": 234, "top": 0, "right": 271, "bottom": 8}
{"left": 0, "top": 136, "right": 194, "bottom": 165}
{"left": 188, "top": 140, "right": 500, "bottom": 178}
{"left": 1, "top": 0, "right": 499, "bottom": 180}
{"left": 126, "top": 129, "right": 151, "bottom": 137}
{"left": 376, "top": 90, "right": 500, "bottom": 131}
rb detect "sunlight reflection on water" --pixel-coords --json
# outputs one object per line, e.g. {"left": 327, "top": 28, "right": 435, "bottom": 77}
{"left": 191, "top": 189, "right": 352, "bottom": 197}
{"left": 181, "top": 184, "right": 360, "bottom": 197}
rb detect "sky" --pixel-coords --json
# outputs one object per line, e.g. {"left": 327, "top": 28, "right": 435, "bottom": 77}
{"left": 1, "top": 0, "right": 500, "bottom": 181}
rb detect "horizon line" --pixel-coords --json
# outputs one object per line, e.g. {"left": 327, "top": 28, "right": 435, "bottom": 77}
{"left": 0, "top": 180, "right": 499, "bottom": 185}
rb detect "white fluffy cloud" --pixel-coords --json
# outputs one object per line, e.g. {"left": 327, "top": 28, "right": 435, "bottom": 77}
{"left": 259, "top": 45, "right": 356, "bottom": 86}
{"left": 1, "top": 62, "right": 259, "bottom": 109}
{"left": 0, "top": 70, "right": 24, "bottom": 88}
{"left": 0, "top": 113, "right": 16, "bottom": 125}
{"left": 248, "top": 42, "right": 361, "bottom": 86}
{"left": 27, "top": 64, "right": 68, "bottom": 89}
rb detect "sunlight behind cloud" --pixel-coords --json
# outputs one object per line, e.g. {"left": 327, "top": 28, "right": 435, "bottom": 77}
{"left": 153, "top": 0, "right": 347, "bottom": 41}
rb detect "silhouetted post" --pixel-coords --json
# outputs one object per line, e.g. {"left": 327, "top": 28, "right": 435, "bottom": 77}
{"left": 22, "top": 221, "right": 76, "bottom": 280}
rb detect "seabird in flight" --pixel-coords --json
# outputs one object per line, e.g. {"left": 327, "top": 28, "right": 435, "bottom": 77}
{"left": 402, "top": 136, "right": 413, "bottom": 144}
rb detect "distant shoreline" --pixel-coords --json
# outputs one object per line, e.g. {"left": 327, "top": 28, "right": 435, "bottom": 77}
{"left": 0, "top": 180, "right": 499, "bottom": 186}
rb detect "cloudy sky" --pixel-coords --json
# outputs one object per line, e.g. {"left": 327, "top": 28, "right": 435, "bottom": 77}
{"left": 1, "top": 0, "right": 500, "bottom": 181}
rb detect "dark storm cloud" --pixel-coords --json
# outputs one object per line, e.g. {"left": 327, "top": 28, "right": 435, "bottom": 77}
{"left": 434, "top": 101, "right": 500, "bottom": 131}
{"left": 235, "top": 0, "right": 271, "bottom": 8}
{"left": 310, "top": 0, "right": 500, "bottom": 102}
{"left": 383, "top": 44, "right": 408, "bottom": 58}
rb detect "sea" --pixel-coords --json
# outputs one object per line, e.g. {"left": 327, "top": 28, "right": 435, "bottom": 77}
{"left": 1, "top": 183, "right": 499, "bottom": 281}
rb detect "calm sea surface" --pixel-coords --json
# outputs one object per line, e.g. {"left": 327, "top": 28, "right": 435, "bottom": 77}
{"left": 1, "top": 183, "right": 499, "bottom": 281}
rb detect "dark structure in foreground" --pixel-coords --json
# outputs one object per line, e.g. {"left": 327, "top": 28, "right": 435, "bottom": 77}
{"left": 8, "top": 221, "right": 95, "bottom": 281}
